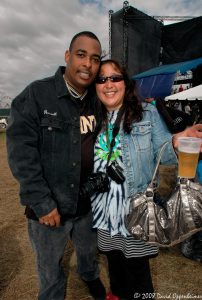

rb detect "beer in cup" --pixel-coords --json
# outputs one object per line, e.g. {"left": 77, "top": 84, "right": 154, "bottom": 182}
{"left": 178, "top": 137, "right": 201, "bottom": 178}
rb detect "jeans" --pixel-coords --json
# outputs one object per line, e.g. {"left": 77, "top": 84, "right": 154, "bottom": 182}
{"left": 28, "top": 211, "right": 99, "bottom": 300}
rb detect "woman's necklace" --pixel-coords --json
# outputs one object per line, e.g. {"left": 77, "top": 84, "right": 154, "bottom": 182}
{"left": 63, "top": 75, "right": 88, "bottom": 100}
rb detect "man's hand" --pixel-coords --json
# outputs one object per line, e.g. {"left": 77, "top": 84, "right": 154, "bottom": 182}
{"left": 39, "top": 208, "right": 61, "bottom": 227}
{"left": 173, "top": 124, "right": 202, "bottom": 150}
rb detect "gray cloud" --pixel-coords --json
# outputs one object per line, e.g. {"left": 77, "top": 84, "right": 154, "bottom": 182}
{"left": 0, "top": 0, "right": 201, "bottom": 99}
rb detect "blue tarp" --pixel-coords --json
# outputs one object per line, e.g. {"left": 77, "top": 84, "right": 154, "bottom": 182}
{"left": 136, "top": 73, "right": 176, "bottom": 99}
{"left": 133, "top": 57, "right": 202, "bottom": 79}
{"left": 132, "top": 57, "right": 202, "bottom": 99}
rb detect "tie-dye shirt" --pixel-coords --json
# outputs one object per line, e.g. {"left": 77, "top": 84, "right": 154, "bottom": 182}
{"left": 91, "top": 110, "right": 129, "bottom": 237}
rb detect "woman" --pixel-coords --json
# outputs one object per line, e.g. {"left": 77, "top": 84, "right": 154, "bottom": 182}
{"left": 91, "top": 59, "right": 202, "bottom": 300}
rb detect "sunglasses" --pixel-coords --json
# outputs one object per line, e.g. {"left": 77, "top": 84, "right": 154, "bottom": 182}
{"left": 96, "top": 75, "right": 124, "bottom": 84}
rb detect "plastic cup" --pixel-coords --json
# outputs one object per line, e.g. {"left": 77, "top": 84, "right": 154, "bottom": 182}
{"left": 177, "top": 137, "right": 201, "bottom": 178}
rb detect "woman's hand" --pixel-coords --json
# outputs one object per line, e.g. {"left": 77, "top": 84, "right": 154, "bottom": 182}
{"left": 172, "top": 124, "right": 202, "bottom": 150}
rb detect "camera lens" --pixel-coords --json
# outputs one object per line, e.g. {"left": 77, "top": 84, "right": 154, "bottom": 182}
{"left": 80, "top": 172, "right": 110, "bottom": 198}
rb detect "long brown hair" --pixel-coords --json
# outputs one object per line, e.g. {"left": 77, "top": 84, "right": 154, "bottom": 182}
{"left": 96, "top": 59, "right": 143, "bottom": 133}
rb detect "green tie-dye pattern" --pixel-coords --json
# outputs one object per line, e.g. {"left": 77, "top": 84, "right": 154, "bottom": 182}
{"left": 95, "top": 124, "right": 121, "bottom": 161}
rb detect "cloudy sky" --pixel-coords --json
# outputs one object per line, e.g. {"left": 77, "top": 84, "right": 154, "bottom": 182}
{"left": 0, "top": 0, "right": 201, "bottom": 99}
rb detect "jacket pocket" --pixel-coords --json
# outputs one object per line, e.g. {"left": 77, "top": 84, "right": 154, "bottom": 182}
{"left": 131, "top": 121, "right": 152, "bottom": 151}
{"left": 40, "top": 116, "right": 64, "bottom": 153}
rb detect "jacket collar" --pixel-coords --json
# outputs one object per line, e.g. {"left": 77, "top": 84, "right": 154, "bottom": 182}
{"left": 54, "top": 66, "right": 69, "bottom": 99}
{"left": 54, "top": 67, "right": 101, "bottom": 132}
{"left": 55, "top": 66, "right": 91, "bottom": 101}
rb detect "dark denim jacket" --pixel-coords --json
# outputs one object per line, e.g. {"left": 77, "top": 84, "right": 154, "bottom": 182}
{"left": 6, "top": 66, "right": 100, "bottom": 218}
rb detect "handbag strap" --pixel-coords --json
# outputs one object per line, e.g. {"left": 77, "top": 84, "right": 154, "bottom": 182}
{"left": 150, "top": 141, "right": 170, "bottom": 188}
{"left": 146, "top": 141, "right": 171, "bottom": 243}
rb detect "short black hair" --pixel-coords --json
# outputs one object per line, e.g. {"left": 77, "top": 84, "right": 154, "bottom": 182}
{"left": 69, "top": 31, "right": 101, "bottom": 51}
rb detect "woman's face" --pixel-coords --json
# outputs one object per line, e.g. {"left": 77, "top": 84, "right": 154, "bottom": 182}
{"left": 96, "top": 63, "right": 125, "bottom": 111}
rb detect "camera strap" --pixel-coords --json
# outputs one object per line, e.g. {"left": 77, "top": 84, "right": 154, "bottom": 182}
{"left": 106, "top": 108, "right": 125, "bottom": 167}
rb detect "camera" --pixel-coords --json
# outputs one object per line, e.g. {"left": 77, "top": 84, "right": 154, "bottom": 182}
{"left": 106, "top": 161, "right": 125, "bottom": 184}
{"left": 80, "top": 171, "right": 110, "bottom": 198}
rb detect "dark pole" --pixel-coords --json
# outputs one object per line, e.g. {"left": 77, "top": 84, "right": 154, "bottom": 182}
{"left": 109, "top": 10, "right": 114, "bottom": 59}
{"left": 123, "top": 1, "right": 129, "bottom": 68}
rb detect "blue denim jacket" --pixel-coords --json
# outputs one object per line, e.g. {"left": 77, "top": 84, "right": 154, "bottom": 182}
{"left": 120, "top": 103, "right": 177, "bottom": 198}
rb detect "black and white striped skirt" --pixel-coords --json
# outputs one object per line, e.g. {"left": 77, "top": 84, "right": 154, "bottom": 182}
{"left": 97, "top": 229, "right": 159, "bottom": 259}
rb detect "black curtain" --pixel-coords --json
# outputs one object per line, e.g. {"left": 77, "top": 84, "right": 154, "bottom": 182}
{"left": 111, "top": 7, "right": 202, "bottom": 76}
{"left": 192, "top": 64, "right": 202, "bottom": 87}
{"left": 161, "top": 17, "right": 202, "bottom": 64}
{"left": 111, "top": 7, "right": 162, "bottom": 76}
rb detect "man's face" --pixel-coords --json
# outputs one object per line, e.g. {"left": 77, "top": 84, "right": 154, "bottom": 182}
{"left": 64, "top": 36, "right": 101, "bottom": 93}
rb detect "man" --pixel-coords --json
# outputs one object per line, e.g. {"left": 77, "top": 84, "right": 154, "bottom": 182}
{"left": 6, "top": 31, "right": 106, "bottom": 300}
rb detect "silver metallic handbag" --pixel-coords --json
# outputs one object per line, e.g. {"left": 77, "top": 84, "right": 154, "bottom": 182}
{"left": 125, "top": 142, "right": 202, "bottom": 247}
